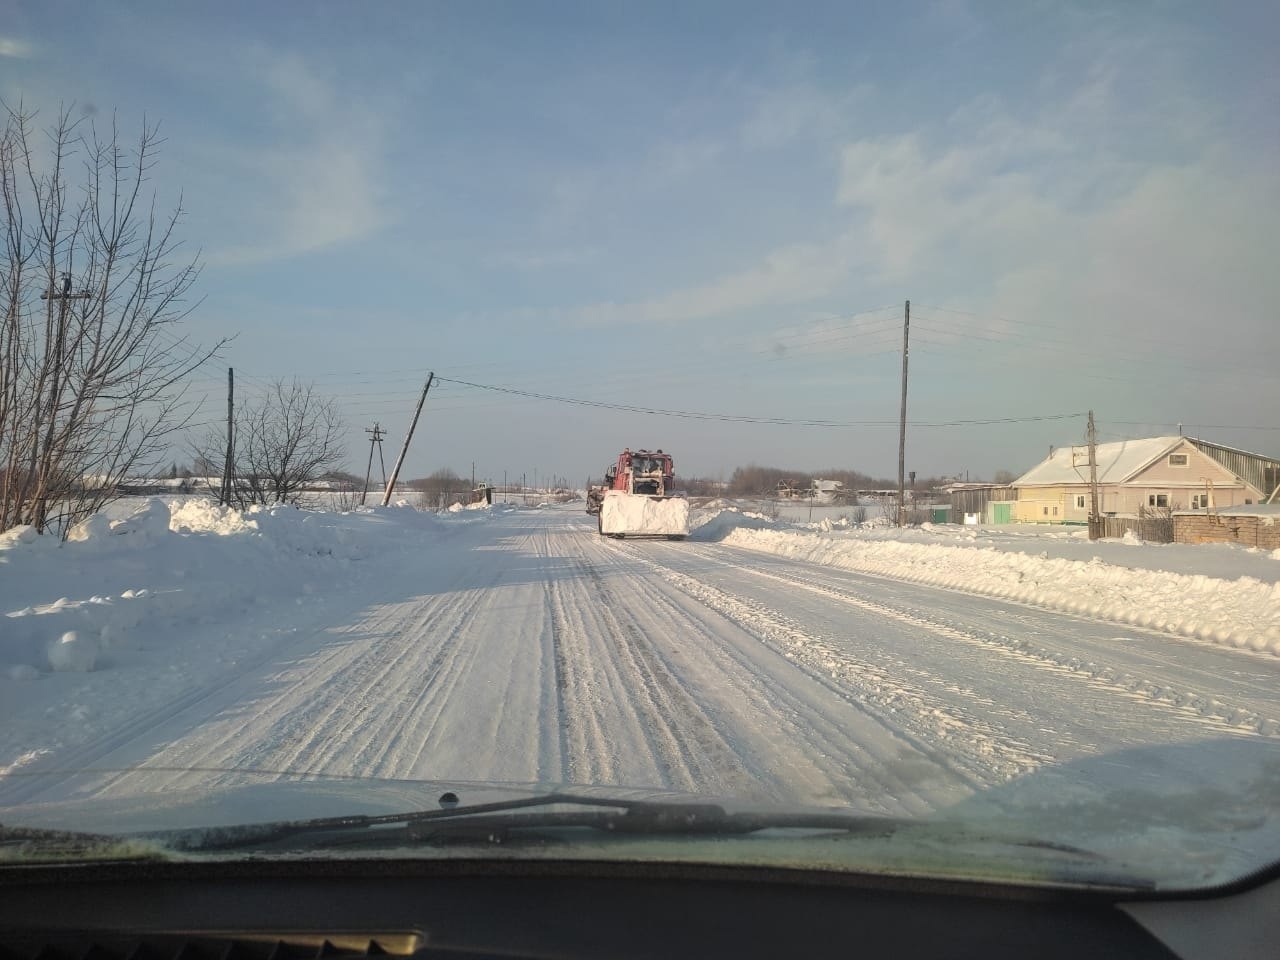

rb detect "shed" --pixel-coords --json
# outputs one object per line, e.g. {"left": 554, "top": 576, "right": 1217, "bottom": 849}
{"left": 948, "top": 483, "right": 1015, "bottom": 524}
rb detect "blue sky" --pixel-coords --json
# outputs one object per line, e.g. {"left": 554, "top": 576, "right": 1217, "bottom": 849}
{"left": 3, "top": 1, "right": 1277, "bottom": 484}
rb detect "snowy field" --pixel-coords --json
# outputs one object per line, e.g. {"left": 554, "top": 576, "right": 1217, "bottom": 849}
{"left": 2, "top": 498, "right": 1279, "bottom": 818}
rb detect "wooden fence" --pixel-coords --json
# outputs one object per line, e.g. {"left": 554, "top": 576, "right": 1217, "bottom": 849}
{"left": 1100, "top": 511, "right": 1174, "bottom": 543}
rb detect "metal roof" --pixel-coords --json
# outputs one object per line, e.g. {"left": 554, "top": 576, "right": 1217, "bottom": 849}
{"left": 1188, "top": 437, "right": 1280, "bottom": 501}
{"left": 1015, "top": 437, "right": 1184, "bottom": 487}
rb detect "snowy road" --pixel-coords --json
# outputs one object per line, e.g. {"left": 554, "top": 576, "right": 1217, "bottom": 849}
{"left": 7, "top": 505, "right": 1279, "bottom": 814}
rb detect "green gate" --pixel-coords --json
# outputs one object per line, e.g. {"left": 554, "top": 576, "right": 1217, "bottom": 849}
{"left": 989, "top": 502, "right": 1013, "bottom": 524}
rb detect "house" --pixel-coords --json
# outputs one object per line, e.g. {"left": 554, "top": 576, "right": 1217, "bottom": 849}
{"left": 1012, "top": 436, "right": 1278, "bottom": 524}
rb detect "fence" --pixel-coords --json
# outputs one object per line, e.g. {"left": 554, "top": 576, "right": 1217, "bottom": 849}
{"left": 1100, "top": 510, "right": 1174, "bottom": 543}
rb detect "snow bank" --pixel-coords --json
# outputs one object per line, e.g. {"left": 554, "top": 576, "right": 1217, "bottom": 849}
{"left": 169, "top": 499, "right": 260, "bottom": 535}
{"left": 719, "top": 526, "right": 1280, "bottom": 655}
{"left": 600, "top": 494, "right": 690, "bottom": 536}
{"left": 690, "top": 508, "right": 778, "bottom": 541}
{"left": 0, "top": 498, "right": 442, "bottom": 677}
{"left": 47, "top": 630, "right": 97, "bottom": 673}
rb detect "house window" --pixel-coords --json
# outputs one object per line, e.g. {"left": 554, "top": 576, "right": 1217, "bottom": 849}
{"left": 1168, "top": 454, "right": 1189, "bottom": 467}
{"left": 1053, "top": 506, "right": 1059, "bottom": 516}
{"left": 1148, "top": 494, "right": 1169, "bottom": 508}
{"left": 1075, "top": 495, "right": 1086, "bottom": 509}
{"left": 1042, "top": 507, "right": 1048, "bottom": 516}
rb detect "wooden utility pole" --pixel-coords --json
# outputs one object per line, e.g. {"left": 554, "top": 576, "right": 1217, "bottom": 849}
{"left": 382, "top": 373, "right": 434, "bottom": 506}
{"left": 897, "top": 300, "right": 910, "bottom": 526}
{"left": 220, "top": 367, "right": 235, "bottom": 506}
{"left": 361, "top": 423, "right": 387, "bottom": 506}
{"left": 1087, "top": 409, "right": 1102, "bottom": 540}
{"left": 33, "top": 275, "right": 93, "bottom": 530}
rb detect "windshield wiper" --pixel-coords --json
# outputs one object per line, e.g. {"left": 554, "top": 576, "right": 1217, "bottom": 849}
{"left": 156, "top": 792, "right": 906, "bottom": 853}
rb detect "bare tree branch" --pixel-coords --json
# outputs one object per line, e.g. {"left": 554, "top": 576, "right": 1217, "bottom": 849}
{"left": 1, "top": 102, "right": 227, "bottom": 537}
{"left": 192, "top": 379, "right": 346, "bottom": 507}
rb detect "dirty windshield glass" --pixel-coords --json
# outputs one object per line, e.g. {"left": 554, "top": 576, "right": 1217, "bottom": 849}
{"left": 1, "top": 2, "right": 1278, "bottom": 892}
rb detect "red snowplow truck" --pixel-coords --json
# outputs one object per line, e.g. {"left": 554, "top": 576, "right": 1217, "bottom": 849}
{"left": 587, "top": 448, "right": 689, "bottom": 539}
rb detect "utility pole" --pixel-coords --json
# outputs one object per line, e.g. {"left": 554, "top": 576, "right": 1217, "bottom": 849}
{"left": 471, "top": 461, "right": 476, "bottom": 491}
{"left": 33, "top": 274, "right": 93, "bottom": 530}
{"left": 897, "top": 299, "right": 910, "bottom": 527}
{"left": 503, "top": 469, "right": 508, "bottom": 503}
{"left": 221, "top": 367, "right": 235, "bottom": 506}
{"left": 361, "top": 423, "right": 387, "bottom": 506}
{"left": 1087, "top": 409, "right": 1102, "bottom": 540}
{"left": 382, "top": 373, "right": 434, "bottom": 506}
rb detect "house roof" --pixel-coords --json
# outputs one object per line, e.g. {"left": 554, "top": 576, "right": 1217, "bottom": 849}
{"left": 1188, "top": 436, "right": 1280, "bottom": 464}
{"left": 1015, "top": 436, "right": 1185, "bottom": 487}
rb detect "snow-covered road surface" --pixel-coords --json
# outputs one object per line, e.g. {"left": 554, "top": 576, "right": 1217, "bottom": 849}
{"left": 4, "top": 504, "right": 1279, "bottom": 817}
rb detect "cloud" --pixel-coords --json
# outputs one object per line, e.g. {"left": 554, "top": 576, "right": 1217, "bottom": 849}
{"left": 0, "top": 36, "right": 34, "bottom": 59}
{"left": 648, "top": 138, "right": 724, "bottom": 179}
{"left": 741, "top": 81, "right": 870, "bottom": 150}
{"left": 489, "top": 247, "right": 599, "bottom": 271}
{"left": 568, "top": 231, "right": 865, "bottom": 328}
{"left": 203, "top": 54, "right": 389, "bottom": 267}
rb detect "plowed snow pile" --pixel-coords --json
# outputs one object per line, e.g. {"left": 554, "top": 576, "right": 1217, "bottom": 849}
{"left": 696, "top": 509, "right": 1280, "bottom": 656}
{"left": 601, "top": 495, "right": 689, "bottom": 536}
{"left": 0, "top": 498, "right": 440, "bottom": 677}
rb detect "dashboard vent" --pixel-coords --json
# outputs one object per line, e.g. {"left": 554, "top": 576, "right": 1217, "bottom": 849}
{"left": 0, "top": 933, "right": 427, "bottom": 960}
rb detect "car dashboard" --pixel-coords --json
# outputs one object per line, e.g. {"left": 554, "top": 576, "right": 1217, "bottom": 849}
{"left": 4, "top": 857, "right": 1276, "bottom": 959}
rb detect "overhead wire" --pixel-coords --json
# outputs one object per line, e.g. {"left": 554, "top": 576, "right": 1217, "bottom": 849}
{"left": 433, "top": 376, "right": 1082, "bottom": 428}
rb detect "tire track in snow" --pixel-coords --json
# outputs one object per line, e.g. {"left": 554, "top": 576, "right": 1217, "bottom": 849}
{"left": 583, "top": 538, "right": 977, "bottom": 813}
{"left": 539, "top": 566, "right": 569, "bottom": 783}
{"left": 544, "top": 542, "right": 716, "bottom": 791}
{"left": 709, "top": 551, "right": 1280, "bottom": 740}
{"left": 0, "top": 603, "right": 400, "bottom": 805}
{"left": 90, "top": 579, "right": 497, "bottom": 794}
{"left": 544, "top": 558, "right": 621, "bottom": 785}
{"left": 609, "top": 541, "right": 1054, "bottom": 787}
{"left": 571, "top": 552, "right": 762, "bottom": 797}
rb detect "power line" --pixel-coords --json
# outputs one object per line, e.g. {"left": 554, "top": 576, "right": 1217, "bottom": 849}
{"left": 434, "top": 376, "right": 1082, "bottom": 428}
{"left": 1108, "top": 420, "right": 1280, "bottom": 433}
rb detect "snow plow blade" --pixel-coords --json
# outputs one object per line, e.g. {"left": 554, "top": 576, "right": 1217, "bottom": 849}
{"left": 600, "top": 492, "right": 690, "bottom": 539}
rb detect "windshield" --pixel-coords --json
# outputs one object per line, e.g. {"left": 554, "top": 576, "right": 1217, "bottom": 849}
{"left": 2, "top": 2, "right": 1278, "bottom": 894}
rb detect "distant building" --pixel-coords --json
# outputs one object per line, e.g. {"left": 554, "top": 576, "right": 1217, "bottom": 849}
{"left": 1012, "top": 436, "right": 1279, "bottom": 523}
{"left": 810, "top": 479, "right": 845, "bottom": 502}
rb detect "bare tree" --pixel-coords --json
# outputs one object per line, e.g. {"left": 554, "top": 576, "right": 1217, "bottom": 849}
{"left": 194, "top": 379, "right": 345, "bottom": 506}
{"left": 1, "top": 103, "right": 224, "bottom": 537}
{"left": 412, "top": 467, "right": 463, "bottom": 510}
